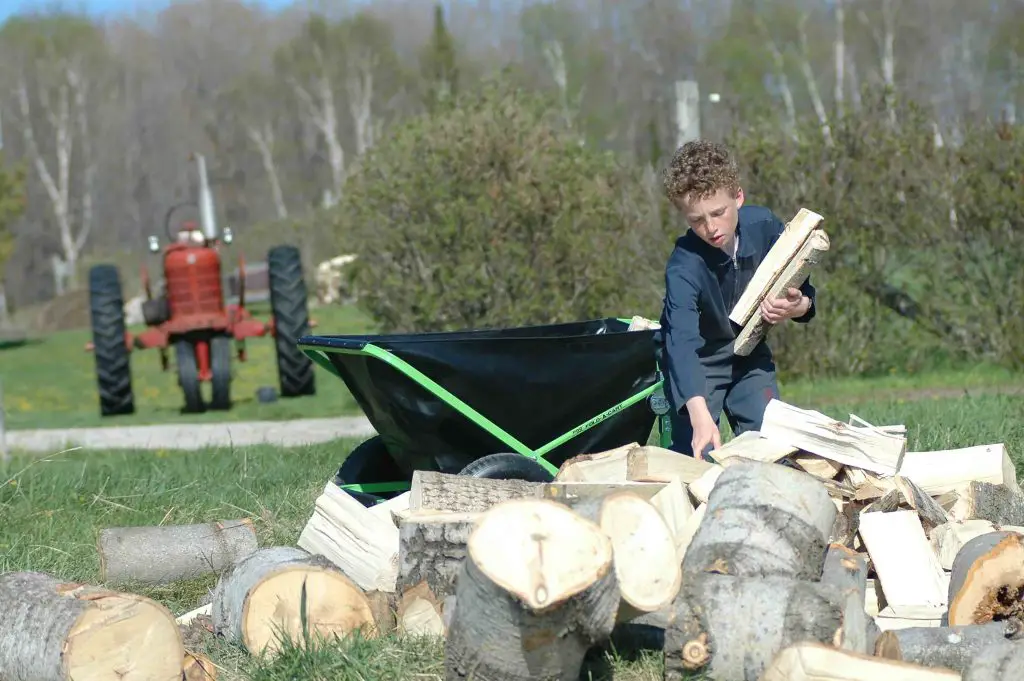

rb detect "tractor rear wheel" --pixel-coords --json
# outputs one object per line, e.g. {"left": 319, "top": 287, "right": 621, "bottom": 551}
{"left": 267, "top": 245, "right": 315, "bottom": 397}
{"left": 88, "top": 264, "right": 134, "bottom": 417}
{"left": 209, "top": 335, "right": 231, "bottom": 410}
{"left": 175, "top": 340, "right": 204, "bottom": 413}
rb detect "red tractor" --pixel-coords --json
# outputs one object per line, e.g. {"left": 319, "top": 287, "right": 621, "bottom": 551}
{"left": 86, "top": 153, "right": 316, "bottom": 416}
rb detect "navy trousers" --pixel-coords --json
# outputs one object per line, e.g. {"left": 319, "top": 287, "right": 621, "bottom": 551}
{"left": 666, "top": 354, "right": 781, "bottom": 458}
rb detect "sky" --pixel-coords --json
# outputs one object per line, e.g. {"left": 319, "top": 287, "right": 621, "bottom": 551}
{"left": 0, "top": 0, "right": 299, "bottom": 23}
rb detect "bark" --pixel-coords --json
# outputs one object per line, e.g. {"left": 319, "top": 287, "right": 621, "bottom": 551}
{"left": 409, "top": 470, "right": 540, "bottom": 513}
{"left": 682, "top": 460, "right": 836, "bottom": 581}
{"left": 97, "top": 519, "right": 258, "bottom": 585}
{"left": 821, "top": 544, "right": 873, "bottom": 654}
{"left": 963, "top": 639, "right": 1024, "bottom": 681}
{"left": 0, "top": 571, "right": 184, "bottom": 681}
{"left": 875, "top": 620, "right": 1024, "bottom": 672}
{"left": 397, "top": 511, "right": 477, "bottom": 598}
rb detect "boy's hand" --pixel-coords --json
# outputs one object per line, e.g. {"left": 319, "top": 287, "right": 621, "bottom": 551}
{"left": 686, "top": 396, "right": 722, "bottom": 461}
{"left": 760, "top": 287, "right": 809, "bottom": 324}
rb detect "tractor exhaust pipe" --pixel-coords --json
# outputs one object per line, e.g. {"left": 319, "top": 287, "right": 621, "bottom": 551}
{"left": 195, "top": 153, "right": 218, "bottom": 242}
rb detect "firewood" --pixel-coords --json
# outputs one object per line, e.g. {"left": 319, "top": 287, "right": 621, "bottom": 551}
{"left": 624, "top": 445, "right": 715, "bottom": 483}
{"left": 733, "top": 228, "right": 830, "bottom": 356}
{"left": 762, "top": 642, "right": 962, "bottom": 681}
{"left": 858, "top": 510, "right": 948, "bottom": 610}
{"left": 820, "top": 544, "right": 874, "bottom": 654}
{"left": 444, "top": 498, "right": 619, "bottom": 681}
{"left": 895, "top": 476, "right": 954, "bottom": 530}
{"left": 729, "top": 207, "right": 824, "bottom": 327}
{"left": 898, "top": 444, "right": 1017, "bottom": 495}
{"left": 176, "top": 603, "right": 211, "bottom": 626}
{"left": 686, "top": 464, "right": 723, "bottom": 504}
{"left": 947, "top": 531, "right": 1024, "bottom": 626}
{"left": 364, "top": 589, "right": 397, "bottom": 635}
{"left": 0, "top": 571, "right": 185, "bottom": 681}
{"left": 962, "top": 639, "right": 1024, "bottom": 680}
{"left": 949, "top": 482, "right": 1024, "bottom": 525}
{"left": 682, "top": 460, "right": 836, "bottom": 580}
{"left": 663, "top": 573, "right": 854, "bottom": 681}
{"left": 864, "top": 488, "right": 903, "bottom": 513}
{"left": 648, "top": 477, "right": 695, "bottom": 562}
{"left": 297, "top": 481, "right": 400, "bottom": 592}
{"left": 931, "top": 520, "right": 999, "bottom": 571}
{"left": 409, "top": 470, "right": 540, "bottom": 512}
{"left": 709, "top": 429, "right": 798, "bottom": 464}
{"left": 397, "top": 510, "right": 478, "bottom": 598}
{"left": 539, "top": 481, "right": 666, "bottom": 505}
{"left": 211, "top": 546, "right": 376, "bottom": 658}
{"left": 830, "top": 499, "right": 868, "bottom": 548}
{"left": 875, "top": 620, "right": 1024, "bottom": 672}
{"left": 397, "top": 581, "right": 445, "bottom": 636}
{"left": 97, "top": 519, "right": 258, "bottom": 585}
{"left": 183, "top": 651, "right": 217, "bottom": 681}
{"left": 790, "top": 453, "right": 844, "bottom": 480}
{"left": 553, "top": 442, "right": 638, "bottom": 482}
{"left": 571, "top": 490, "right": 682, "bottom": 622}
{"left": 761, "top": 399, "right": 907, "bottom": 475}
{"left": 366, "top": 491, "right": 411, "bottom": 525}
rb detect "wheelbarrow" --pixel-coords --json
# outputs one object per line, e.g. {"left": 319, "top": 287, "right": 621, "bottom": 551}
{"left": 297, "top": 316, "right": 673, "bottom": 505}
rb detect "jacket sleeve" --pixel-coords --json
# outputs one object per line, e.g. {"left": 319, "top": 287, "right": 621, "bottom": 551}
{"left": 662, "top": 263, "right": 707, "bottom": 414}
{"left": 766, "top": 213, "right": 816, "bottom": 324}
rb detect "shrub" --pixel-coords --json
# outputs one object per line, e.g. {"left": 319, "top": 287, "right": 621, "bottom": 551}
{"left": 332, "top": 76, "right": 673, "bottom": 333}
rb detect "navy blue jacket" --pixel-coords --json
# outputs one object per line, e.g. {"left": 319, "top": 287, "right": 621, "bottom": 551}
{"left": 657, "top": 205, "right": 816, "bottom": 415}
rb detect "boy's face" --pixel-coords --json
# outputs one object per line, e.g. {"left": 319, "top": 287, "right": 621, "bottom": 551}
{"left": 675, "top": 186, "right": 745, "bottom": 250}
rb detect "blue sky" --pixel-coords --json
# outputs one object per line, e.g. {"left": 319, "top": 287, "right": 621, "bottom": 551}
{"left": 0, "top": 0, "right": 298, "bottom": 22}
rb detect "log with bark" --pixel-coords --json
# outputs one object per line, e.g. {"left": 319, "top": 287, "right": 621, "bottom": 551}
{"left": 444, "top": 498, "right": 620, "bottom": 681}
{"left": 397, "top": 510, "right": 478, "bottom": 598}
{"left": 663, "top": 573, "right": 855, "bottom": 681}
{"left": 409, "top": 470, "right": 541, "bottom": 512}
{"left": 947, "top": 530, "right": 1024, "bottom": 626}
{"left": 760, "top": 399, "right": 907, "bottom": 475}
{"left": 570, "top": 490, "right": 681, "bottom": 622}
{"left": 733, "top": 228, "right": 830, "bottom": 356}
{"left": 0, "top": 570, "right": 185, "bottom": 681}
{"left": 949, "top": 482, "right": 1024, "bottom": 526}
{"left": 97, "top": 519, "right": 258, "bottom": 585}
{"left": 681, "top": 459, "right": 836, "bottom": 581}
{"left": 962, "top": 639, "right": 1024, "bottom": 681}
{"left": 761, "top": 642, "right": 962, "bottom": 681}
{"left": 874, "top": 619, "right": 1024, "bottom": 672}
{"left": 211, "top": 546, "right": 377, "bottom": 658}
{"left": 820, "top": 544, "right": 877, "bottom": 654}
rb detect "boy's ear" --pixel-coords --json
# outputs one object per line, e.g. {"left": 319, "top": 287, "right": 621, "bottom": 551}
{"left": 735, "top": 186, "right": 745, "bottom": 208}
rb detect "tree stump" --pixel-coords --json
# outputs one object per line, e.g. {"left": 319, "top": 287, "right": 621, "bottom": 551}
{"left": 444, "top": 498, "right": 620, "bottom": 681}
{"left": 0, "top": 571, "right": 184, "bottom": 681}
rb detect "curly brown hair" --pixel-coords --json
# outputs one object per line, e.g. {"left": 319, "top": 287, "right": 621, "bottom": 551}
{"left": 661, "top": 139, "right": 741, "bottom": 204}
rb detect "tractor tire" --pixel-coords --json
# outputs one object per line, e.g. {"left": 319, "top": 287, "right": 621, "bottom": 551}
{"left": 333, "top": 436, "right": 405, "bottom": 507}
{"left": 267, "top": 245, "right": 315, "bottom": 398}
{"left": 88, "top": 264, "right": 134, "bottom": 417}
{"left": 175, "top": 340, "right": 204, "bottom": 413}
{"left": 458, "top": 452, "right": 555, "bottom": 482}
{"left": 209, "top": 335, "right": 232, "bottom": 410}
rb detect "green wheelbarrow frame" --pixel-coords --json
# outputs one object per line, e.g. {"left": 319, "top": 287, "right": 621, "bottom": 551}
{"left": 298, "top": 317, "right": 674, "bottom": 499}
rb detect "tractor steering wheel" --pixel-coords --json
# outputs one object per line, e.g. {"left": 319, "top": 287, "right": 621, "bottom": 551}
{"left": 164, "top": 201, "right": 199, "bottom": 242}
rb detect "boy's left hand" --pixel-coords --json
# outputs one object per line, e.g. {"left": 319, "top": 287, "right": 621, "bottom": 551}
{"left": 760, "top": 287, "right": 807, "bottom": 324}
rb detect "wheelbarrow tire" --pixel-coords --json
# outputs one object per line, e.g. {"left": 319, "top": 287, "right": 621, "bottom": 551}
{"left": 459, "top": 452, "right": 554, "bottom": 482}
{"left": 333, "top": 436, "right": 405, "bottom": 507}
{"left": 88, "top": 264, "right": 135, "bottom": 417}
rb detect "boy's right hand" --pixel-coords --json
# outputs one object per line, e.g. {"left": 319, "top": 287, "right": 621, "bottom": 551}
{"left": 685, "top": 397, "right": 722, "bottom": 461}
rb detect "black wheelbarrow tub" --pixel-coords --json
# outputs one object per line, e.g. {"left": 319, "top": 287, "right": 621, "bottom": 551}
{"left": 297, "top": 317, "right": 663, "bottom": 478}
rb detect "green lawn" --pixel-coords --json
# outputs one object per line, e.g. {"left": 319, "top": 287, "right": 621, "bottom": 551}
{"left": 3, "top": 388, "right": 1022, "bottom": 679}
{"left": 0, "top": 303, "right": 375, "bottom": 430}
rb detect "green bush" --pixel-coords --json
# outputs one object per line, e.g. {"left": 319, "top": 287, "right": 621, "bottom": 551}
{"left": 332, "top": 76, "right": 673, "bottom": 333}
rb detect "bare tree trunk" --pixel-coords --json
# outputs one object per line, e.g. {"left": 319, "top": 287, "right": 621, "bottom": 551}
{"left": 289, "top": 44, "right": 345, "bottom": 204}
{"left": 66, "top": 64, "right": 94, "bottom": 268}
{"left": 798, "top": 13, "right": 834, "bottom": 147}
{"left": 757, "top": 19, "right": 797, "bottom": 141}
{"left": 834, "top": 0, "right": 845, "bottom": 117}
{"left": 247, "top": 123, "right": 288, "bottom": 219}
{"left": 346, "top": 50, "right": 376, "bottom": 157}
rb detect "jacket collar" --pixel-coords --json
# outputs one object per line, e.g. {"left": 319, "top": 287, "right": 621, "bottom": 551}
{"left": 680, "top": 216, "right": 755, "bottom": 266}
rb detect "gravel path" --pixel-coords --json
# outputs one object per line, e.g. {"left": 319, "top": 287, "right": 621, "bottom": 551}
{"left": 5, "top": 416, "right": 377, "bottom": 453}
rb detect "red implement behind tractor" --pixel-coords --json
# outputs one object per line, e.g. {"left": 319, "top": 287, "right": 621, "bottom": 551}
{"left": 86, "top": 154, "right": 316, "bottom": 416}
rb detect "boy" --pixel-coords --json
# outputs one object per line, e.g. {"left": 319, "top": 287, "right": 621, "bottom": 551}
{"left": 656, "top": 140, "right": 816, "bottom": 459}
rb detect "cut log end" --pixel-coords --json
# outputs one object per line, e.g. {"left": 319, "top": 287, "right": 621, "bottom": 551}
{"left": 948, "top": 531, "right": 1024, "bottom": 626}
{"left": 241, "top": 563, "right": 376, "bottom": 656}
{"left": 468, "top": 498, "right": 614, "bottom": 610}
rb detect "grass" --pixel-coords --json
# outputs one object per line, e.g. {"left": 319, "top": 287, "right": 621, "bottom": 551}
{"left": 3, "top": 385, "right": 1023, "bottom": 679}
{"left": 0, "top": 303, "right": 375, "bottom": 430}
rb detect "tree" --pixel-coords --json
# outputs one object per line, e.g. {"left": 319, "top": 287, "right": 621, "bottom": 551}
{"left": 0, "top": 152, "right": 26, "bottom": 320}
